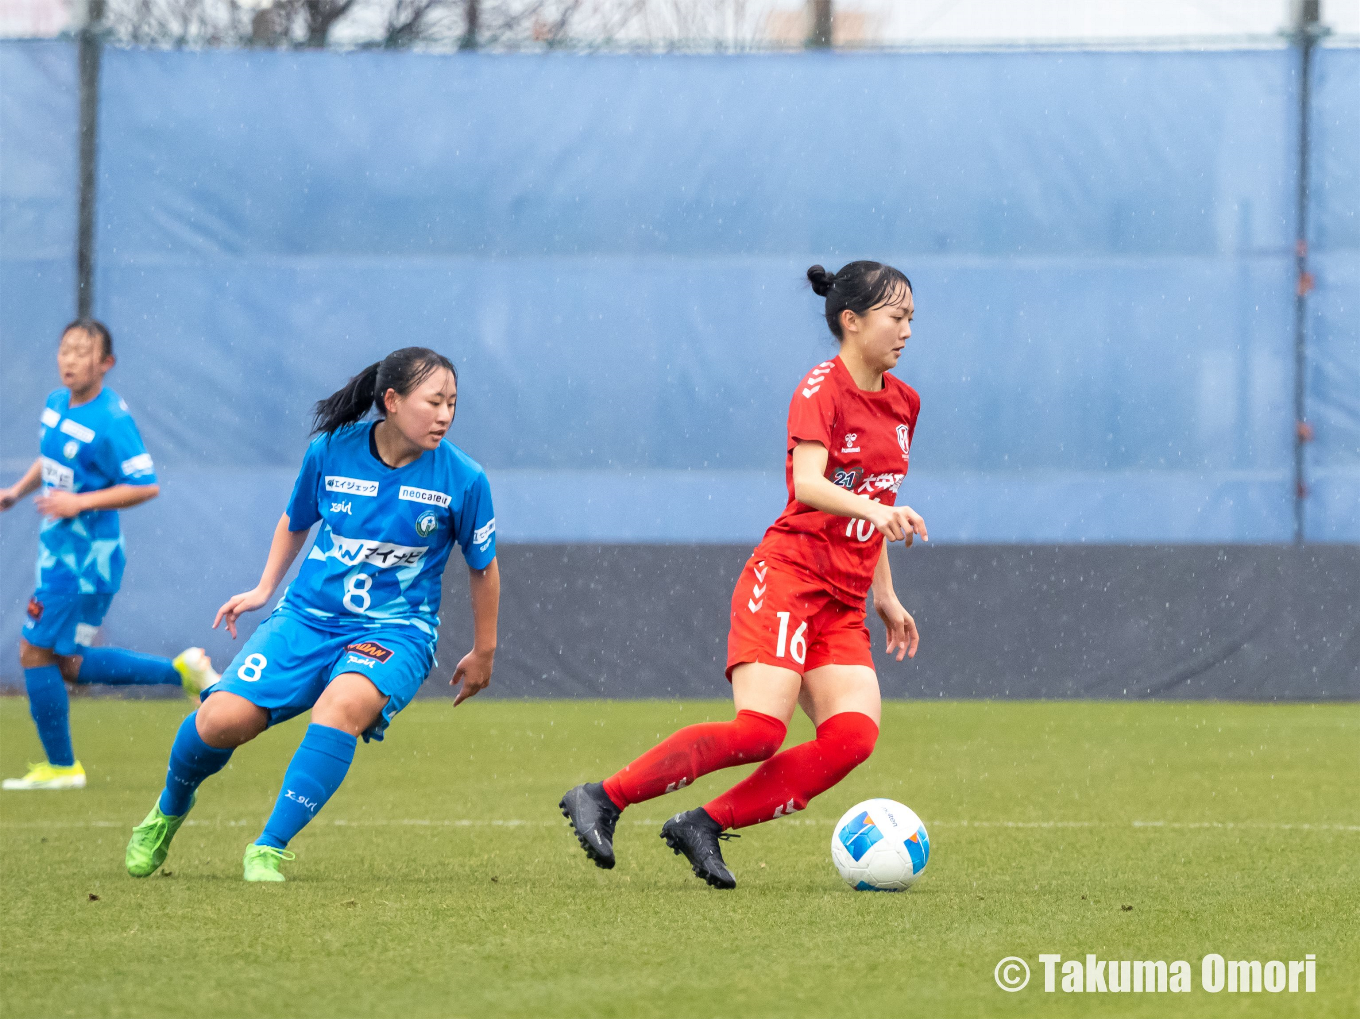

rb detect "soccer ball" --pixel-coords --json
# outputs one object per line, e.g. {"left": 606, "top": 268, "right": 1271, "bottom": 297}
{"left": 831, "top": 798, "right": 930, "bottom": 891}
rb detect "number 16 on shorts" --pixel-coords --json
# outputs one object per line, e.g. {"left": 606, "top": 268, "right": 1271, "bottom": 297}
{"left": 775, "top": 611, "right": 808, "bottom": 666}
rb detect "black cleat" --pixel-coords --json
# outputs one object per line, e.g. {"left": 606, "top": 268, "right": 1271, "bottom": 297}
{"left": 660, "top": 808, "right": 738, "bottom": 889}
{"left": 560, "top": 782, "right": 622, "bottom": 869}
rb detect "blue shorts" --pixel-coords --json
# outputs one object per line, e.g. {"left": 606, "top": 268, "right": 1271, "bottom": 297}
{"left": 206, "top": 610, "right": 436, "bottom": 742}
{"left": 22, "top": 588, "right": 115, "bottom": 656}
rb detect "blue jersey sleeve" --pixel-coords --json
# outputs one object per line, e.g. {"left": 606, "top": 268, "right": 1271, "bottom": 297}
{"left": 101, "top": 414, "right": 158, "bottom": 488}
{"left": 284, "top": 438, "right": 325, "bottom": 531}
{"left": 455, "top": 471, "right": 496, "bottom": 569}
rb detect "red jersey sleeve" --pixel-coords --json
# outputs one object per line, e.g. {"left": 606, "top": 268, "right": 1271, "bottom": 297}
{"left": 786, "top": 360, "right": 838, "bottom": 451}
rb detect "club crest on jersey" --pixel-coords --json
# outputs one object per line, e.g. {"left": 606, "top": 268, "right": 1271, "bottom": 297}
{"left": 832, "top": 466, "right": 863, "bottom": 492}
{"left": 343, "top": 640, "right": 394, "bottom": 664}
{"left": 26, "top": 597, "right": 43, "bottom": 621}
{"left": 415, "top": 510, "right": 439, "bottom": 538}
{"left": 896, "top": 424, "right": 911, "bottom": 462}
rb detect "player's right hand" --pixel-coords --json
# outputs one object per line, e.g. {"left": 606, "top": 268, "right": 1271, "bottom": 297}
{"left": 865, "top": 502, "right": 928, "bottom": 544}
{"left": 213, "top": 587, "right": 270, "bottom": 639}
{"left": 0, "top": 488, "right": 16, "bottom": 511}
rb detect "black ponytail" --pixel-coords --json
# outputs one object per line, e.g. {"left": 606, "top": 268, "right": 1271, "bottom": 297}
{"left": 807, "top": 261, "right": 912, "bottom": 340}
{"left": 311, "top": 347, "right": 457, "bottom": 435}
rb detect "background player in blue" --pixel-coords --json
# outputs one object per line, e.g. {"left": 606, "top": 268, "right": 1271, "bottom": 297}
{"left": 124, "top": 346, "right": 500, "bottom": 882}
{"left": 0, "top": 320, "right": 219, "bottom": 792}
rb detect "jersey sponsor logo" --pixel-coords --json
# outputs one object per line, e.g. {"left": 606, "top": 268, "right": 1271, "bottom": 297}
{"left": 399, "top": 485, "right": 451, "bottom": 509}
{"left": 344, "top": 654, "right": 377, "bottom": 669}
{"left": 58, "top": 418, "right": 95, "bottom": 443}
{"left": 840, "top": 432, "right": 861, "bottom": 453}
{"left": 74, "top": 622, "right": 100, "bottom": 646}
{"left": 63, "top": 440, "right": 80, "bottom": 460}
{"left": 472, "top": 518, "right": 495, "bottom": 547}
{"left": 26, "top": 597, "right": 43, "bottom": 621}
{"left": 325, "top": 476, "right": 379, "bottom": 497}
{"left": 330, "top": 500, "right": 353, "bottom": 515}
{"left": 40, "top": 457, "right": 75, "bottom": 491}
{"left": 324, "top": 534, "right": 427, "bottom": 569}
{"left": 121, "top": 452, "right": 154, "bottom": 476}
{"left": 415, "top": 509, "right": 439, "bottom": 537}
{"left": 856, "top": 471, "right": 906, "bottom": 496}
{"left": 344, "top": 640, "right": 394, "bottom": 663}
{"left": 40, "top": 408, "right": 60, "bottom": 429}
{"left": 896, "top": 424, "right": 911, "bottom": 461}
{"left": 801, "top": 360, "right": 835, "bottom": 399}
{"left": 832, "top": 466, "right": 863, "bottom": 492}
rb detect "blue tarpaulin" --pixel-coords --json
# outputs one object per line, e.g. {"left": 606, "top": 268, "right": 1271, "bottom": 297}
{"left": 0, "top": 44, "right": 1355, "bottom": 664}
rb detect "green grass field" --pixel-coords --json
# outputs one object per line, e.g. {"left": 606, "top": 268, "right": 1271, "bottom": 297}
{"left": 1, "top": 696, "right": 1356, "bottom": 1018}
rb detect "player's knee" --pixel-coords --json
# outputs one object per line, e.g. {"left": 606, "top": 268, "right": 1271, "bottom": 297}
{"left": 56, "top": 656, "right": 82, "bottom": 684}
{"left": 195, "top": 694, "right": 267, "bottom": 748}
{"left": 817, "top": 710, "right": 879, "bottom": 767}
{"left": 734, "top": 709, "right": 788, "bottom": 760}
{"left": 18, "top": 640, "right": 55, "bottom": 670}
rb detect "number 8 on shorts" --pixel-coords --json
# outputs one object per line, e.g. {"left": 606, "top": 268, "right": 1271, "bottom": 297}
{"left": 237, "top": 654, "right": 268, "bottom": 682}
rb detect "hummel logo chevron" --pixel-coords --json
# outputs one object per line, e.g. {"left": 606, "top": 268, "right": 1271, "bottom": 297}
{"left": 752, "top": 584, "right": 767, "bottom": 598}
{"left": 754, "top": 564, "right": 767, "bottom": 581}
{"left": 748, "top": 598, "right": 763, "bottom": 613}
{"left": 772, "top": 797, "right": 799, "bottom": 818}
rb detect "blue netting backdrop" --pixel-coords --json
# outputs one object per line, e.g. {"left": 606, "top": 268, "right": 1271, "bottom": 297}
{"left": 0, "top": 44, "right": 1356, "bottom": 665}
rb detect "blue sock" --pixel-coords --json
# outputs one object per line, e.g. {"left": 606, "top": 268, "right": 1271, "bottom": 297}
{"left": 158, "top": 712, "right": 233, "bottom": 816}
{"left": 78, "top": 647, "right": 179, "bottom": 686}
{"left": 24, "top": 665, "right": 74, "bottom": 767}
{"left": 256, "top": 724, "right": 357, "bottom": 850}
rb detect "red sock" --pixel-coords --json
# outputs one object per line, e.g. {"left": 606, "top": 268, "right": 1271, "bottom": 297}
{"left": 703, "top": 711, "right": 878, "bottom": 830}
{"left": 602, "top": 710, "right": 787, "bottom": 809}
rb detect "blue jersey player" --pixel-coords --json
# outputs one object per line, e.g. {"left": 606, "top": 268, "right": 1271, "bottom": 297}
{"left": 124, "top": 346, "right": 500, "bottom": 882}
{"left": 1, "top": 320, "right": 218, "bottom": 792}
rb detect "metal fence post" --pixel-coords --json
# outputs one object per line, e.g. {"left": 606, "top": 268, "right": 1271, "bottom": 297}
{"left": 76, "top": 0, "right": 104, "bottom": 319}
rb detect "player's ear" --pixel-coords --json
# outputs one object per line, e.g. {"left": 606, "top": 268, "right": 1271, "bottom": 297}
{"left": 839, "top": 308, "right": 859, "bottom": 336}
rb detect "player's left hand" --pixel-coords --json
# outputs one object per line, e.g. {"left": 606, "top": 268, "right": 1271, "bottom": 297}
{"left": 451, "top": 647, "right": 494, "bottom": 706}
{"left": 33, "top": 490, "right": 83, "bottom": 520}
{"left": 875, "top": 595, "right": 920, "bottom": 661}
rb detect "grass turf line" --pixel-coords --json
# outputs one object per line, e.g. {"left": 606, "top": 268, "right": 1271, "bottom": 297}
{"left": 1, "top": 698, "right": 1356, "bottom": 1019}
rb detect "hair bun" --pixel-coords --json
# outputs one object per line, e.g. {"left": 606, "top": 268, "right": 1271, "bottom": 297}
{"left": 807, "top": 264, "right": 836, "bottom": 297}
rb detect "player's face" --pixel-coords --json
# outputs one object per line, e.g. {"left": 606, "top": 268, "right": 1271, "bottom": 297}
{"left": 387, "top": 368, "right": 457, "bottom": 451}
{"left": 57, "top": 328, "right": 113, "bottom": 394}
{"left": 843, "top": 288, "right": 914, "bottom": 371}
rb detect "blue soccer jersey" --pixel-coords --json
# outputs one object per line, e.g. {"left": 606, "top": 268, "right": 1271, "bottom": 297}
{"left": 277, "top": 423, "right": 496, "bottom": 636}
{"left": 35, "top": 387, "right": 158, "bottom": 594}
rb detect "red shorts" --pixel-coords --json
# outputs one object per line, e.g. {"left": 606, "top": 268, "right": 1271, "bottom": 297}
{"left": 726, "top": 555, "right": 874, "bottom": 679}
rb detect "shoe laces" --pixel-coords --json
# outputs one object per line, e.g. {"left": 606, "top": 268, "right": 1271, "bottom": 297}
{"left": 252, "top": 846, "right": 296, "bottom": 862}
{"left": 716, "top": 831, "right": 740, "bottom": 842}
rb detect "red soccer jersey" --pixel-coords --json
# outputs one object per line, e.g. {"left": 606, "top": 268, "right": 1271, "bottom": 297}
{"left": 753, "top": 355, "right": 921, "bottom": 607}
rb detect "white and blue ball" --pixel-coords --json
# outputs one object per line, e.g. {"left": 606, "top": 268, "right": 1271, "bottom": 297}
{"left": 830, "top": 798, "right": 930, "bottom": 891}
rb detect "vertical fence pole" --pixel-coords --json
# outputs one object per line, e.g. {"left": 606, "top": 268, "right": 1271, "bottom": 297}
{"left": 1289, "top": 0, "right": 1328, "bottom": 544}
{"left": 75, "top": 0, "right": 104, "bottom": 319}
{"left": 807, "top": 0, "right": 832, "bottom": 48}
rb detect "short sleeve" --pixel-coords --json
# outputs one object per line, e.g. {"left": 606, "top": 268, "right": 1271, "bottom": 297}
{"left": 455, "top": 471, "right": 496, "bottom": 570}
{"left": 104, "top": 414, "right": 158, "bottom": 487}
{"left": 786, "top": 365, "right": 838, "bottom": 451}
{"left": 284, "top": 438, "right": 325, "bottom": 531}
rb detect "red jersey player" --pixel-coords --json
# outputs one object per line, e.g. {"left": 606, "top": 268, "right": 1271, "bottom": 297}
{"left": 561, "top": 261, "right": 927, "bottom": 889}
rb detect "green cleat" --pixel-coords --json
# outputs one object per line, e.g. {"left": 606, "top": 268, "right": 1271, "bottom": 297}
{"left": 243, "top": 843, "right": 295, "bottom": 882}
{"left": 126, "top": 793, "right": 195, "bottom": 877}
{"left": 173, "top": 647, "right": 219, "bottom": 699}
